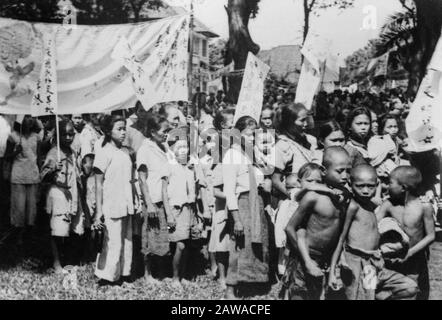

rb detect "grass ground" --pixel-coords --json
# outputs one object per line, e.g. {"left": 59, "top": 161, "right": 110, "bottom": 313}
{"left": 0, "top": 230, "right": 441, "bottom": 300}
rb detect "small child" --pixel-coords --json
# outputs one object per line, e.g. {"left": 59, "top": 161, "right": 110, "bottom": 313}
{"left": 41, "top": 120, "right": 78, "bottom": 272}
{"left": 328, "top": 165, "right": 418, "bottom": 300}
{"left": 281, "top": 147, "right": 352, "bottom": 300}
{"left": 274, "top": 164, "right": 336, "bottom": 275}
{"left": 376, "top": 166, "right": 436, "bottom": 300}
{"left": 166, "top": 129, "right": 201, "bottom": 288}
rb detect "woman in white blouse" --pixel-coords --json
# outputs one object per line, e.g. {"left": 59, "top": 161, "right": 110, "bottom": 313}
{"left": 222, "top": 116, "right": 269, "bottom": 299}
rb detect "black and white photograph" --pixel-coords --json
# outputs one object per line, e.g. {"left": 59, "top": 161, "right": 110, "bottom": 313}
{"left": 0, "top": 0, "right": 441, "bottom": 304}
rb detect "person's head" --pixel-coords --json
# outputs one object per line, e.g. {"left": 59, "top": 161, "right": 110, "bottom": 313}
{"left": 318, "top": 121, "right": 345, "bottom": 149}
{"left": 322, "top": 146, "right": 351, "bottom": 186}
{"left": 389, "top": 98, "right": 404, "bottom": 116}
{"left": 100, "top": 115, "right": 126, "bottom": 148}
{"left": 370, "top": 110, "right": 379, "bottom": 136}
{"left": 71, "top": 114, "right": 84, "bottom": 132}
{"left": 260, "top": 106, "right": 274, "bottom": 129}
{"left": 177, "top": 100, "right": 186, "bottom": 115}
{"left": 213, "top": 109, "right": 234, "bottom": 132}
{"left": 84, "top": 113, "right": 102, "bottom": 127}
{"left": 82, "top": 155, "right": 94, "bottom": 176}
{"left": 389, "top": 166, "right": 422, "bottom": 199}
{"left": 168, "top": 126, "right": 190, "bottom": 164}
{"left": 350, "top": 164, "right": 378, "bottom": 201}
{"left": 234, "top": 116, "right": 257, "bottom": 145}
{"left": 139, "top": 113, "right": 170, "bottom": 146}
{"left": 20, "top": 115, "right": 37, "bottom": 135}
{"left": 165, "top": 106, "right": 181, "bottom": 129}
{"left": 346, "top": 107, "right": 371, "bottom": 141}
{"left": 58, "top": 120, "right": 75, "bottom": 148}
{"left": 298, "top": 163, "right": 324, "bottom": 189}
{"left": 381, "top": 115, "right": 399, "bottom": 139}
{"left": 274, "top": 103, "right": 309, "bottom": 136}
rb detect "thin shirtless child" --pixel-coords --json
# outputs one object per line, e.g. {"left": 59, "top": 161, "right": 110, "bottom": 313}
{"left": 329, "top": 164, "right": 418, "bottom": 300}
{"left": 376, "top": 166, "right": 435, "bottom": 300}
{"left": 282, "top": 146, "right": 351, "bottom": 300}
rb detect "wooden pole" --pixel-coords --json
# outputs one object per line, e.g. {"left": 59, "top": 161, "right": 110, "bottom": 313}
{"left": 55, "top": 113, "right": 60, "bottom": 162}
{"left": 188, "top": 0, "right": 195, "bottom": 102}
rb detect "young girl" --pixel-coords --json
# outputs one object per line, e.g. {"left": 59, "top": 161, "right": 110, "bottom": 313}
{"left": 137, "top": 114, "right": 171, "bottom": 284}
{"left": 165, "top": 127, "right": 197, "bottom": 288}
{"left": 41, "top": 120, "right": 78, "bottom": 272}
{"left": 93, "top": 115, "right": 134, "bottom": 285}
{"left": 7, "top": 116, "right": 43, "bottom": 247}
{"left": 380, "top": 115, "right": 403, "bottom": 160}
{"left": 260, "top": 106, "right": 274, "bottom": 130}
{"left": 222, "top": 116, "right": 270, "bottom": 299}
{"left": 344, "top": 107, "right": 372, "bottom": 167}
{"left": 316, "top": 121, "right": 346, "bottom": 163}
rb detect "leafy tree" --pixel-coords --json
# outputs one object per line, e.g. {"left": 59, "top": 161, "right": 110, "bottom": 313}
{"left": 0, "top": 0, "right": 163, "bottom": 24}
{"left": 301, "top": 0, "right": 354, "bottom": 44}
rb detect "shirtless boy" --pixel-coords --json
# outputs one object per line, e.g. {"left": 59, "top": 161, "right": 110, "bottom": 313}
{"left": 282, "top": 146, "right": 351, "bottom": 300}
{"left": 329, "top": 165, "right": 418, "bottom": 300}
{"left": 376, "top": 166, "right": 435, "bottom": 300}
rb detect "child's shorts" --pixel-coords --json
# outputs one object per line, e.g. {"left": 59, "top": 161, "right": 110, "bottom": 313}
{"left": 50, "top": 214, "right": 71, "bottom": 237}
{"left": 169, "top": 204, "right": 192, "bottom": 243}
{"left": 46, "top": 187, "right": 72, "bottom": 237}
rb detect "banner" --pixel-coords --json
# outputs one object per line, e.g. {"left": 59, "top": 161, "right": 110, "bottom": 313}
{"left": 295, "top": 34, "right": 331, "bottom": 110}
{"left": 367, "top": 52, "right": 389, "bottom": 78}
{"left": 233, "top": 53, "right": 270, "bottom": 124}
{"left": 0, "top": 15, "right": 189, "bottom": 115}
{"left": 406, "top": 34, "right": 442, "bottom": 153}
{"left": 31, "top": 29, "right": 58, "bottom": 116}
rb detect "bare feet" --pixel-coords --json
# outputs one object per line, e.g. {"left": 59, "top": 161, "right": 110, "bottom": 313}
{"left": 218, "top": 279, "right": 227, "bottom": 290}
{"left": 53, "top": 263, "right": 63, "bottom": 274}
{"left": 144, "top": 275, "right": 161, "bottom": 286}
{"left": 180, "top": 278, "right": 192, "bottom": 286}
{"left": 210, "top": 265, "right": 218, "bottom": 278}
{"left": 171, "top": 278, "right": 183, "bottom": 290}
{"left": 224, "top": 286, "right": 238, "bottom": 300}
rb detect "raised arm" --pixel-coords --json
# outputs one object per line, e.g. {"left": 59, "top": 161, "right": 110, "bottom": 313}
{"left": 375, "top": 200, "right": 391, "bottom": 222}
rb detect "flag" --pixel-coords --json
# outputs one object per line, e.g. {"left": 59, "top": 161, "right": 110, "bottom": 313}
{"left": 405, "top": 34, "right": 442, "bottom": 153}
{"left": 295, "top": 34, "right": 332, "bottom": 109}
{"left": 0, "top": 15, "right": 189, "bottom": 115}
{"left": 233, "top": 53, "right": 270, "bottom": 124}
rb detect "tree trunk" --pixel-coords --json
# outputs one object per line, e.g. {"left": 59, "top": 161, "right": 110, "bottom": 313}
{"left": 303, "top": 0, "right": 310, "bottom": 45}
{"left": 225, "top": 0, "right": 260, "bottom": 104}
{"left": 407, "top": 0, "right": 442, "bottom": 98}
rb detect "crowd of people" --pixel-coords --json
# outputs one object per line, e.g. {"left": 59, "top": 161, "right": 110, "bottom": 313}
{"left": 0, "top": 84, "right": 440, "bottom": 300}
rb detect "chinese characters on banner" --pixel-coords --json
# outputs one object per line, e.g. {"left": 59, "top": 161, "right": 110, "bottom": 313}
{"left": 234, "top": 53, "right": 270, "bottom": 124}
{"left": 406, "top": 34, "right": 442, "bottom": 153}
{"left": 31, "top": 30, "right": 57, "bottom": 117}
{"left": 112, "top": 16, "right": 190, "bottom": 112}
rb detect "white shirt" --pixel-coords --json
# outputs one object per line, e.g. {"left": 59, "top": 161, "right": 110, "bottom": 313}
{"left": 222, "top": 145, "right": 264, "bottom": 211}
{"left": 137, "top": 139, "right": 170, "bottom": 204}
{"left": 94, "top": 143, "right": 133, "bottom": 219}
{"left": 0, "top": 116, "right": 11, "bottom": 158}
